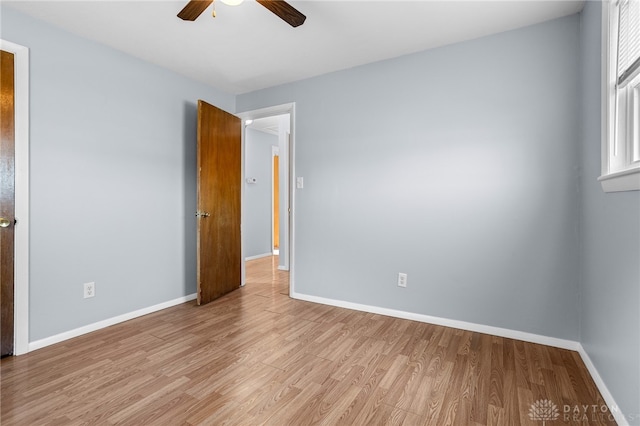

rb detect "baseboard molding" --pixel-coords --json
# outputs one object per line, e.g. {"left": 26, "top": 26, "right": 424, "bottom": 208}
{"left": 290, "top": 291, "right": 579, "bottom": 351}
{"left": 23, "top": 288, "right": 627, "bottom": 425}
{"left": 28, "top": 294, "right": 197, "bottom": 352}
{"left": 290, "top": 291, "right": 634, "bottom": 423}
{"left": 278, "top": 266, "right": 289, "bottom": 271}
{"left": 245, "top": 252, "right": 273, "bottom": 261}
{"left": 577, "top": 344, "right": 630, "bottom": 426}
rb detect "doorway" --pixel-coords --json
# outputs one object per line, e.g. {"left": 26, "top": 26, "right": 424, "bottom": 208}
{"left": 239, "top": 103, "right": 295, "bottom": 294}
{"left": 0, "top": 40, "right": 29, "bottom": 356}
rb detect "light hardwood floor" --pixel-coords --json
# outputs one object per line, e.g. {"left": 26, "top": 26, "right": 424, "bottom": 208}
{"left": 1, "top": 256, "right": 615, "bottom": 425}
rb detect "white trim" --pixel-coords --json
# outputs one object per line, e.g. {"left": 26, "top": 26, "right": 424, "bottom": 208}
{"left": 602, "top": 0, "right": 614, "bottom": 178}
{"left": 577, "top": 344, "right": 630, "bottom": 426}
{"left": 288, "top": 120, "right": 296, "bottom": 293}
{"left": 271, "top": 145, "right": 279, "bottom": 255}
{"left": 28, "top": 294, "right": 197, "bottom": 352}
{"left": 277, "top": 265, "right": 289, "bottom": 271}
{"left": 22, "top": 287, "right": 628, "bottom": 423}
{"left": 245, "top": 252, "right": 273, "bottom": 261}
{"left": 281, "top": 115, "right": 295, "bottom": 290}
{"left": 1, "top": 39, "right": 30, "bottom": 356}
{"left": 237, "top": 103, "right": 295, "bottom": 122}
{"left": 240, "top": 114, "right": 246, "bottom": 287}
{"left": 601, "top": 0, "right": 640, "bottom": 191}
{"left": 598, "top": 166, "right": 640, "bottom": 192}
{"left": 290, "top": 291, "right": 633, "bottom": 421}
{"left": 289, "top": 291, "right": 579, "bottom": 351}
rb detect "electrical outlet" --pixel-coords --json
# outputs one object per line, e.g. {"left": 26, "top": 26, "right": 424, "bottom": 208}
{"left": 84, "top": 282, "right": 95, "bottom": 299}
{"left": 397, "top": 273, "right": 407, "bottom": 288}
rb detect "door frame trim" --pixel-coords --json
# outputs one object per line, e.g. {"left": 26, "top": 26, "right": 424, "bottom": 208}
{"left": 237, "top": 103, "right": 296, "bottom": 293}
{"left": 1, "top": 39, "right": 29, "bottom": 355}
{"left": 271, "top": 145, "right": 279, "bottom": 255}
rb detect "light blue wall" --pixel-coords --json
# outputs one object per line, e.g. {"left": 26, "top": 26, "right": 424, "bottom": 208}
{"left": 579, "top": 2, "right": 640, "bottom": 421}
{"left": 5, "top": 3, "right": 636, "bottom": 416}
{"left": 1, "top": 7, "right": 235, "bottom": 341}
{"left": 245, "top": 128, "right": 278, "bottom": 258}
{"left": 238, "top": 15, "right": 582, "bottom": 340}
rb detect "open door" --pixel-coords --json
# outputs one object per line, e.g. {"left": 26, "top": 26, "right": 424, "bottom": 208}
{"left": 196, "top": 100, "right": 241, "bottom": 305}
{"left": 1, "top": 50, "right": 15, "bottom": 356}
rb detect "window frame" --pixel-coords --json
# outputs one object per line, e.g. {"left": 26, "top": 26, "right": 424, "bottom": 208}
{"left": 600, "top": 0, "right": 640, "bottom": 192}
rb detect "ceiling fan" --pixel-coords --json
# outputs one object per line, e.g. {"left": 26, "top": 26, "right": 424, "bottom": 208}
{"left": 178, "top": 0, "right": 306, "bottom": 28}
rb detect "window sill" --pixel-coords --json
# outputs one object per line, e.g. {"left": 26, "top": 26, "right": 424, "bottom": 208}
{"left": 598, "top": 167, "right": 640, "bottom": 192}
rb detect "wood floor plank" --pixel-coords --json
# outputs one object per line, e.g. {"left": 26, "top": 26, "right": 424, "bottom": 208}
{"left": 435, "top": 354, "right": 468, "bottom": 425}
{"left": 274, "top": 352, "right": 334, "bottom": 389}
{"left": 330, "top": 382, "right": 379, "bottom": 425}
{"left": 455, "top": 345, "right": 480, "bottom": 425}
{"left": 487, "top": 403, "right": 505, "bottom": 426}
{"left": 471, "top": 334, "right": 492, "bottom": 425}
{"left": 502, "top": 366, "right": 522, "bottom": 426}
{"left": 421, "top": 359, "right": 454, "bottom": 425}
{"left": 0, "top": 255, "right": 616, "bottom": 425}
{"left": 263, "top": 382, "right": 324, "bottom": 425}
{"left": 488, "top": 339, "right": 505, "bottom": 408}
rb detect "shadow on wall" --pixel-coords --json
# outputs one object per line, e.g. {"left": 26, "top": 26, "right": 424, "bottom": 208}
{"left": 183, "top": 101, "right": 198, "bottom": 295}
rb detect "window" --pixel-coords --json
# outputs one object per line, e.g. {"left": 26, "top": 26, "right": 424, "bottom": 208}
{"left": 601, "top": 0, "right": 640, "bottom": 192}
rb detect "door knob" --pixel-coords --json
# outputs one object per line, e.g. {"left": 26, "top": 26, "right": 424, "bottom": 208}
{"left": 0, "top": 217, "right": 11, "bottom": 228}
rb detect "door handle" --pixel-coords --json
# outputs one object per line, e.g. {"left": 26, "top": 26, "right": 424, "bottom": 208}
{"left": 0, "top": 217, "right": 11, "bottom": 228}
{"left": 195, "top": 211, "right": 210, "bottom": 218}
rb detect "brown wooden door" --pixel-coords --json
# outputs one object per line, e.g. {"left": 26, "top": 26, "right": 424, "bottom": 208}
{"left": 1, "top": 50, "right": 16, "bottom": 356}
{"left": 196, "top": 100, "right": 241, "bottom": 305}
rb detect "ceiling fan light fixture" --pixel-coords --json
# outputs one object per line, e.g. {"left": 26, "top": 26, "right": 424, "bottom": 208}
{"left": 178, "top": 0, "right": 305, "bottom": 27}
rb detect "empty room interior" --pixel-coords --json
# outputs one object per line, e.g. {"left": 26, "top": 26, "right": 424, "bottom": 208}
{"left": 1, "top": 0, "right": 639, "bottom": 424}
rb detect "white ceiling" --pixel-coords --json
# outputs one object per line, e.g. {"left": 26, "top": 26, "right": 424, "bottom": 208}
{"left": 5, "top": 0, "right": 584, "bottom": 95}
{"left": 247, "top": 115, "right": 283, "bottom": 135}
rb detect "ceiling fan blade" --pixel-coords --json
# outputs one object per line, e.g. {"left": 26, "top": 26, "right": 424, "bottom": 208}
{"left": 178, "top": 0, "right": 213, "bottom": 21}
{"left": 256, "top": 0, "right": 306, "bottom": 27}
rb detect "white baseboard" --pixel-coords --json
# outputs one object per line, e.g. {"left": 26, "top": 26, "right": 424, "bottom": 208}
{"left": 289, "top": 291, "right": 632, "bottom": 423}
{"left": 28, "top": 294, "right": 197, "bottom": 352}
{"left": 290, "top": 291, "right": 579, "bottom": 350}
{"left": 245, "top": 252, "right": 273, "bottom": 261}
{"left": 24, "top": 287, "right": 628, "bottom": 425}
{"left": 278, "top": 266, "right": 289, "bottom": 271}
{"left": 577, "top": 344, "right": 630, "bottom": 426}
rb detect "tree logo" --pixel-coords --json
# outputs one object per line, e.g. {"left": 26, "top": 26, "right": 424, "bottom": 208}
{"left": 529, "top": 399, "right": 559, "bottom": 425}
